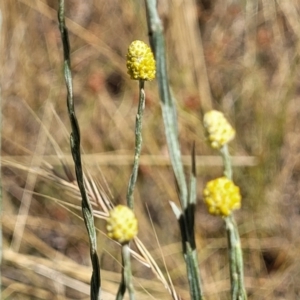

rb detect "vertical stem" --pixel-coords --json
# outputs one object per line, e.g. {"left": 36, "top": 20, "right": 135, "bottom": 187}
{"left": 145, "top": 2, "right": 203, "bottom": 299}
{"left": 126, "top": 80, "right": 145, "bottom": 210}
{"left": 221, "top": 145, "right": 247, "bottom": 299}
{"left": 184, "top": 244, "right": 202, "bottom": 300}
{"left": 123, "top": 244, "right": 135, "bottom": 300}
{"left": 116, "top": 244, "right": 135, "bottom": 300}
{"left": 225, "top": 216, "right": 247, "bottom": 300}
{"left": 119, "top": 79, "right": 144, "bottom": 300}
{"left": 145, "top": 0, "right": 188, "bottom": 209}
{"left": 58, "top": 1, "right": 101, "bottom": 299}
{"left": 220, "top": 144, "right": 232, "bottom": 180}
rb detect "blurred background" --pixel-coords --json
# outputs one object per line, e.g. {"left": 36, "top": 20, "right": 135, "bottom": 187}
{"left": 1, "top": 0, "right": 300, "bottom": 299}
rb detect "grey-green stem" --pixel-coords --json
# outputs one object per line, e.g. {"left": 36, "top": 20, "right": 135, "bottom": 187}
{"left": 145, "top": 1, "right": 203, "bottom": 299}
{"left": 221, "top": 144, "right": 247, "bottom": 299}
{"left": 126, "top": 80, "right": 145, "bottom": 210}
{"left": 225, "top": 216, "right": 247, "bottom": 300}
{"left": 116, "top": 243, "right": 135, "bottom": 300}
{"left": 145, "top": 0, "right": 188, "bottom": 209}
{"left": 220, "top": 144, "right": 232, "bottom": 180}
{"left": 58, "top": 1, "right": 101, "bottom": 298}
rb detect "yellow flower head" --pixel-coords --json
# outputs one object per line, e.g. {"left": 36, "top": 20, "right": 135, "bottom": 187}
{"left": 126, "top": 40, "right": 156, "bottom": 81}
{"left": 203, "top": 110, "right": 235, "bottom": 149}
{"left": 203, "top": 177, "right": 241, "bottom": 217}
{"left": 106, "top": 205, "right": 138, "bottom": 244}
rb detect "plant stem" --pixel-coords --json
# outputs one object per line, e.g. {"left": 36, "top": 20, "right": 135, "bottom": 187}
{"left": 221, "top": 144, "right": 247, "bottom": 299}
{"left": 225, "top": 216, "right": 247, "bottom": 300}
{"left": 126, "top": 80, "right": 145, "bottom": 210}
{"left": 116, "top": 244, "right": 135, "bottom": 300}
{"left": 58, "top": 1, "right": 101, "bottom": 299}
{"left": 220, "top": 144, "right": 232, "bottom": 180}
{"left": 145, "top": 0, "right": 188, "bottom": 209}
{"left": 184, "top": 244, "right": 202, "bottom": 300}
{"left": 145, "top": 2, "right": 203, "bottom": 299}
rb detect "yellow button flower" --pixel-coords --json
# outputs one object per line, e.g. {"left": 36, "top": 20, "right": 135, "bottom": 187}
{"left": 203, "top": 110, "right": 235, "bottom": 149}
{"left": 106, "top": 205, "right": 138, "bottom": 244}
{"left": 203, "top": 177, "right": 241, "bottom": 217}
{"left": 126, "top": 40, "right": 156, "bottom": 81}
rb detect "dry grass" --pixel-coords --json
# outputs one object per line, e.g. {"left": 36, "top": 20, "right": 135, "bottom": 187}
{"left": 1, "top": 0, "right": 300, "bottom": 299}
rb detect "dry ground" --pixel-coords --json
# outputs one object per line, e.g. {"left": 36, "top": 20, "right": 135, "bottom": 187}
{"left": 1, "top": 0, "right": 300, "bottom": 299}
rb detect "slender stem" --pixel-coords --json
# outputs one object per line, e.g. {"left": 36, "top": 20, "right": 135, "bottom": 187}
{"left": 221, "top": 145, "right": 247, "bottom": 299}
{"left": 184, "top": 244, "right": 203, "bottom": 300}
{"left": 116, "top": 265, "right": 126, "bottom": 300}
{"left": 145, "top": 2, "right": 203, "bottom": 299}
{"left": 145, "top": 0, "right": 188, "bottom": 209}
{"left": 220, "top": 144, "right": 232, "bottom": 180}
{"left": 120, "top": 80, "right": 144, "bottom": 298}
{"left": 116, "top": 244, "right": 135, "bottom": 300}
{"left": 126, "top": 80, "right": 145, "bottom": 210}
{"left": 184, "top": 146, "right": 204, "bottom": 299}
{"left": 225, "top": 216, "right": 247, "bottom": 300}
{"left": 58, "top": 1, "right": 101, "bottom": 299}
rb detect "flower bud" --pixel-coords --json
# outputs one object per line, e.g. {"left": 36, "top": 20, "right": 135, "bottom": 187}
{"left": 203, "top": 177, "right": 241, "bottom": 216}
{"left": 203, "top": 110, "right": 235, "bottom": 149}
{"left": 107, "top": 205, "right": 138, "bottom": 243}
{"left": 126, "top": 40, "right": 156, "bottom": 81}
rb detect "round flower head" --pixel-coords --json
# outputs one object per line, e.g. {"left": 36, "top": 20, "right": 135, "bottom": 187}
{"left": 203, "top": 110, "right": 235, "bottom": 149}
{"left": 203, "top": 177, "right": 241, "bottom": 217}
{"left": 126, "top": 40, "right": 156, "bottom": 81}
{"left": 106, "top": 205, "right": 138, "bottom": 244}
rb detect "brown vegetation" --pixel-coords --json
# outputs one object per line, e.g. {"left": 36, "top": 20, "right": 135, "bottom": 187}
{"left": 2, "top": 0, "right": 300, "bottom": 299}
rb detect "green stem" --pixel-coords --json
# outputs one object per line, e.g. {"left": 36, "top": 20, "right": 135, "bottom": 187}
{"left": 116, "top": 244, "right": 135, "bottom": 300}
{"left": 145, "top": 2, "right": 203, "bottom": 299}
{"left": 225, "top": 216, "right": 247, "bottom": 300}
{"left": 184, "top": 245, "right": 203, "bottom": 300}
{"left": 221, "top": 144, "right": 247, "bottom": 299}
{"left": 121, "top": 80, "right": 144, "bottom": 299}
{"left": 145, "top": 0, "right": 188, "bottom": 209}
{"left": 126, "top": 80, "right": 145, "bottom": 210}
{"left": 220, "top": 144, "right": 232, "bottom": 180}
{"left": 58, "top": 1, "right": 101, "bottom": 299}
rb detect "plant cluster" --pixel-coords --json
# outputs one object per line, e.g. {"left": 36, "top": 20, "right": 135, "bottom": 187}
{"left": 57, "top": 1, "right": 247, "bottom": 299}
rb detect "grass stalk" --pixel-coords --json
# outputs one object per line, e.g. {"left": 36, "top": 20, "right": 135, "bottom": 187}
{"left": 57, "top": 1, "right": 101, "bottom": 299}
